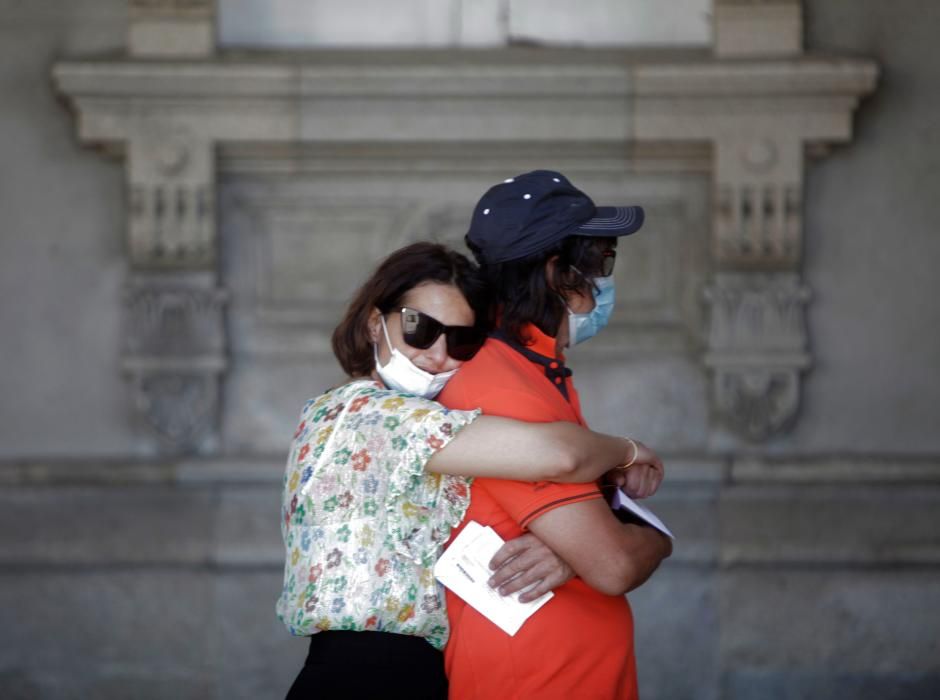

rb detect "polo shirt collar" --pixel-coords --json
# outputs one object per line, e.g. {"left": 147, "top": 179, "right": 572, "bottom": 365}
{"left": 492, "top": 323, "right": 573, "bottom": 401}
{"left": 520, "top": 323, "right": 563, "bottom": 360}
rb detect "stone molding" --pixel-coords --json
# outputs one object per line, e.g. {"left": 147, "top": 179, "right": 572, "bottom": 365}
{"left": 3, "top": 455, "right": 939, "bottom": 569}
{"left": 52, "top": 6, "right": 878, "bottom": 447}
{"left": 6, "top": 455, "right": 940, "bottom": 487}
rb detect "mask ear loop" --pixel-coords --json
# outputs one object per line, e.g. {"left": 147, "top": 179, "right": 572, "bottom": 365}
{"left": 560, "top": 265, "right": 591, "bottom": 313}
{"left": 379, "top": 313, "right": 395, "bottom": 352}
{"left": 373, "top": 313, "right": 396, "bottom": 371}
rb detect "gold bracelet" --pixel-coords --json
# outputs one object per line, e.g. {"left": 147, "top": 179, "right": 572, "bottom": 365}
{"left": 617, "top": 438, "right": 639, "bottom": 471}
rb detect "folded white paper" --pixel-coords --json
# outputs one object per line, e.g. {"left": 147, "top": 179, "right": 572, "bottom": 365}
{"left": 434, "top": 521, "right": 553, "bottom": 636}
{"left": 610, "top": 488, "right": 675, "bottom": 540}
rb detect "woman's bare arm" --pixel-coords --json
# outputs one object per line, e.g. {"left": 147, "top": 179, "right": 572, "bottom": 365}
{"left": 425, "top": 416, "right": 659, "bottom": 484}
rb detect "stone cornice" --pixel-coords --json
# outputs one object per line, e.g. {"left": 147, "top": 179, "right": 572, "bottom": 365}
{"left": 53, "top": 50, "right": 877, "bottom": 146}
{"left": 635, "top": 57, "right": 878, "bottom": 98}
{"left": 3, "top": 456, "right": 937, "bottom": 569}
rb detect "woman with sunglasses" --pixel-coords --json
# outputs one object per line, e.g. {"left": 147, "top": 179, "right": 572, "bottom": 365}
{"left": 277, "top": 242, "right": 663, "bottom": 699}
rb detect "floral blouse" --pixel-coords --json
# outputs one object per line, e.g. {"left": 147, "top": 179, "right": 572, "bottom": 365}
{"left": 276, "top": 379, "right": 480, "bottom": 650}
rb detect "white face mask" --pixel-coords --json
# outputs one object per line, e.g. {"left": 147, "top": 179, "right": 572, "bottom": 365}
{"left": 373, "top": 315, "right": 458, "bottom": 399}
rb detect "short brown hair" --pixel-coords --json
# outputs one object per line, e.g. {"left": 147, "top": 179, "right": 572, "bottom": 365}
{"left": 331, "top": 242, "right": 491, "bottom": 377}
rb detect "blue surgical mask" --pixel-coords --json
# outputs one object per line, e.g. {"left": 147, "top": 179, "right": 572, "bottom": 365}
{"left": 567, "top": 275, "right": 615, "bottom": 346}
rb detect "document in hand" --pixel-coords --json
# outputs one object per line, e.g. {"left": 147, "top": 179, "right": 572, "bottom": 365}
{"left": 610, "top": 488, "right": 676, "bottom": 540}
{"left": 433, "top": 521, "right": 554, "bottom": 636}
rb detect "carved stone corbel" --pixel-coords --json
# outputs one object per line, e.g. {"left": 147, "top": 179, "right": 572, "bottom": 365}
{"left": 123, "top": 0, "right": 224, "bottom": 452}
{"left": 712, "top": 136, "right": 802, "bottom": 268}
{"left": 704, "top": 272, "right": 811, "bottom": 440}
{"left": 699, "top": 0, "right": 836, "bottom": 441}
{"left": 122, "top": 123, "right": 224, "bottom": 451}
{"left": 122, "top": 276, "right": 228, "bottom": 452}
{"left": 128, "top": 129, "right": 215, "bottom": 267}
{"left": 705, "top": 129, "right": 812, "bottom": 441}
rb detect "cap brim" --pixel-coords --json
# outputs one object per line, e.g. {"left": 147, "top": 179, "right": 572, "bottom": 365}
{"left": 574, "top": 206, "right": 644, "bottom": 237}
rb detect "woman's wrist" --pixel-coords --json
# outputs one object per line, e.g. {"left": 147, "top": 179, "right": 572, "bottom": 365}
{"left": 617, "top": 438, "right": 639, "bottom": 471}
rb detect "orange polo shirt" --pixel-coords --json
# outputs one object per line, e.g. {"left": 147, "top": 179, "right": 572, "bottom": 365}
{"left": 437, "top": 325, "right": 638, "bottom": 700}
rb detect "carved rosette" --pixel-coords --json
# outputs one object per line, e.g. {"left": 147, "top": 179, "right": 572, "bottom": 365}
{"left": 704, "top": 273, "right": 811, "bottom": 440}
{"left": 122, "top": 280, "right": 228, "bottom": 452}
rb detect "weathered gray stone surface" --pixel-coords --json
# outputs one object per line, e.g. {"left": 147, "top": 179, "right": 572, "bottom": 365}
{"left": 720, "top": 569, "right": 940, "bottom": 699}
{"left": 0, "top": 571, "right": 213, "bottom": 699}
{"left": 0, "top": 1, "right": 135, "bottom": 458}
{"left": 208, "top": 573, "right": 307, "bottom": 700}
{"left": 631, "top": 563, "right": 721, "bottom": 700}
{"left": 796, "top": 0, "right": 940, "bottom": 454}
{"left": 0, "top": 485, "right": 216, "bottom": 565}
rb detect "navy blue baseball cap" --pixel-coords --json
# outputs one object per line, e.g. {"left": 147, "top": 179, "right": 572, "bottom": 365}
{"left": 466, "top": 170, "right": 645, "bottom": 265}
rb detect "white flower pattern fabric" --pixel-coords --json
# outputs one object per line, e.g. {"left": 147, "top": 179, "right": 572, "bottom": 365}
{"left": 276, "top": 379, "right": 479, "bottom": 650}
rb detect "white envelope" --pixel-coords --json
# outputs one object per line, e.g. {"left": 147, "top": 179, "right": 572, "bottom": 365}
{"left": 610, "top": 488, "right": 676, "bottom": 540}
{"left": 434, "top": 521, "right": 553, "bottom": 636}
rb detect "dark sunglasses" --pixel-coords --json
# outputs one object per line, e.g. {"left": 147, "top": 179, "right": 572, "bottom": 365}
{"left": 397, "top": 307, "right": 487, "bottom": 361}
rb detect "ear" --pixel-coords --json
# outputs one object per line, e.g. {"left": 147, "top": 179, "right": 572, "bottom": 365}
{"left": 545, "top": 255, "right": 580, "bottom": 293}
{"left": 544, "top": 255, "right": 561, "bottom": 292}
{"left": 367, "top": 307, "right": 383, "bottom": 345}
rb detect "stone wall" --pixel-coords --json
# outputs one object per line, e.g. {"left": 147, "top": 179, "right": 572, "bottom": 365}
{"left": 0, "top": 0, "right": 137, "bottom": 457}
{"left": 796, "top": 0, "right": 940, "bottom": 453}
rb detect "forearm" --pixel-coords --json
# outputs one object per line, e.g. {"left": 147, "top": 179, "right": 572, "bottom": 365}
{"left": 426, "top": 416, "right": 627, "bottom": 481}
{"left": 528, "top": 499, "right": 672, "bottom": 596}
{"left": 615, "top": 523, "right": 672, "bottom": 594}
{"left": 546, "top": 423, "right": 631, "bottom": 483}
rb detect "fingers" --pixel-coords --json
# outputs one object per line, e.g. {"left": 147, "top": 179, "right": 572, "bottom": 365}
{"left": 487, "top": 533, "right": 574, "bottom": 599}
{"left": 515, "top": 567, "right": 567, "bottom": 603}
{"left": 488, "top": 534, "right": 530, "bottom": 572}
{"left": 622, "top": 467, "right": 645, "bottom": 498}
{"left": 487, "top": 538, "right": 547, "bottom": 589}
{"left": 489, "top": 559, "right": 557, "bottom": 598}
{"left": 621, "top": 441, "right": 665, "bottom": 498}
{"left": 647, "top": 458, "right": 665, "bottom": 496}
{"left": 622, "top": 463, "right": 659, "bottom": 499}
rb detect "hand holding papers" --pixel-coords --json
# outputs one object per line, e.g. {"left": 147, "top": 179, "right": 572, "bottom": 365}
{"left": 610, "top": 488, "right": 675, "bottom": 540}
{"left": 434, "top": 521, "right": 553, "bottom": 636}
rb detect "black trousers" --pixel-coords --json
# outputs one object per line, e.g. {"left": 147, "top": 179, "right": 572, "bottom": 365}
{"left": 286, "top": 631, "right": 449, "bottom": 699}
